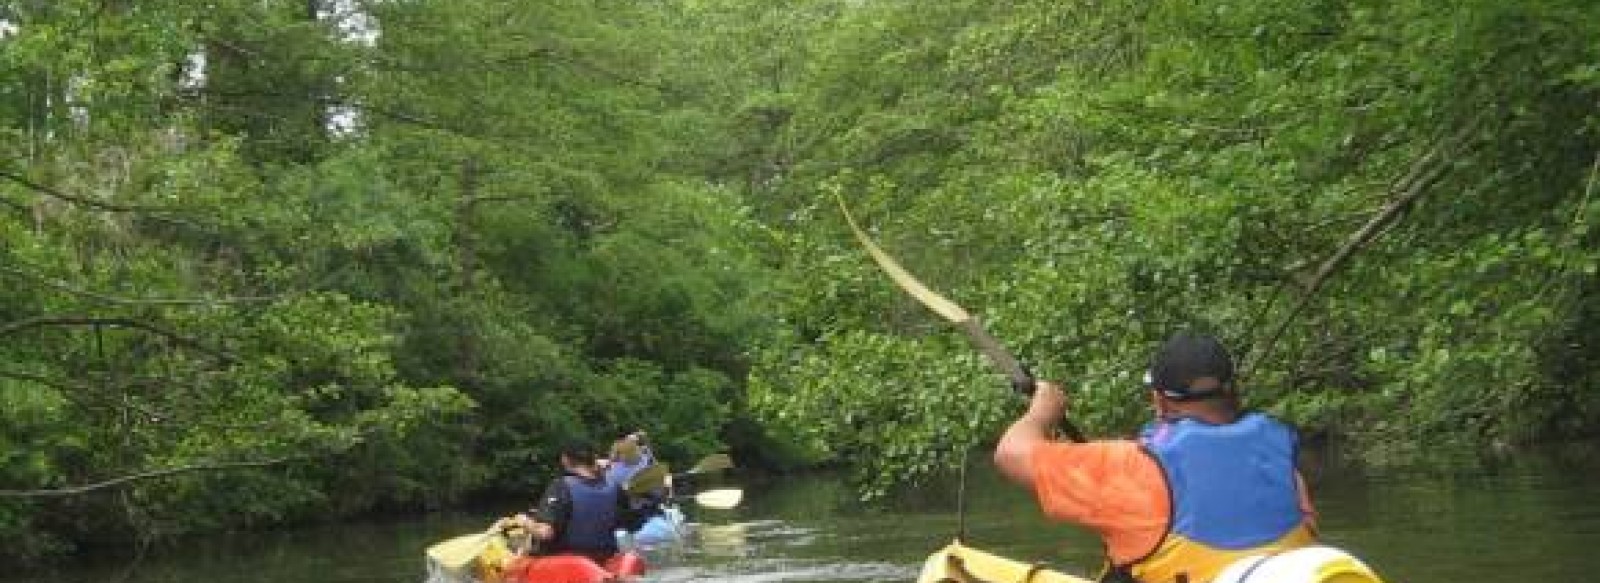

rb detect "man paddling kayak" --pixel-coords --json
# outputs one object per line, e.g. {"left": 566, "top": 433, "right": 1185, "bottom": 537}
{"left": 500, "top": 441, "right": 644, "bottom": 563}
{"left": 994, "top": 333, "right": 1317, "bottom": 583}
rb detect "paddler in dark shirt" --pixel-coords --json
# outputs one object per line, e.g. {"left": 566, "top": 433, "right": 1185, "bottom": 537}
{"left": 501, "top": 440, "right": 643, "bottom": 562}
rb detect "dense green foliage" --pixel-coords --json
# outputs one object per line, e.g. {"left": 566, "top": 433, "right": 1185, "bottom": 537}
{"left": 2, "top": 0, "right": 1598, "bottom": 566}
{"left": 731, "top": 0, "right": 1600, "bottom": 498}
{"left": 0, "top": 0, "right": 765, "bottom": 564}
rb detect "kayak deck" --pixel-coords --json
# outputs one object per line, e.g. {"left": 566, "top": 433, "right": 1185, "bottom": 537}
{"left": 500, "top": 552, "right": 646, "bottom": 583}
{"left": 917, "top": 541, "right": 1094, "bottom": 583}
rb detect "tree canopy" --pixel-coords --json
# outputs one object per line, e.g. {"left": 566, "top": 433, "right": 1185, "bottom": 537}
{"left": 732, "top": 0, "right": 1600, "bottom": 497}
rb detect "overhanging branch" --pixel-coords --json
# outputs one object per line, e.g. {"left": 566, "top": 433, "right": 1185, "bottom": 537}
{"left": 0, "top": 368, "right": 88, "bottom": 393}
{"left": 0, "top": 316, "right": 237, "bottom": 363}
{"left": 0, "top": 192, "right": 29, "bottom": 215}
{"left": 0, "top": 457, "right": 303, "bottom": 498}
{"left": 0, "top": 263, "right": 280, "bottom": 306}
{"left": 1243, "top": 115, "right": 1487, "bottom": 376}
{"left": 0, "top": 168, "right": 183, "bottom": 215}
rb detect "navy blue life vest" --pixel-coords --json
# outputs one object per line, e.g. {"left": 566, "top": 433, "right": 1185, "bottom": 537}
{"left": 556, "top": 476, "right": 620, "bottom": 554}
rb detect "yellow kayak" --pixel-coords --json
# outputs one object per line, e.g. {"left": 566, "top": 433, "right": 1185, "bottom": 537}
{"left": 916, "top": 540, "right": 1387, "bottom": 583}
{"left": 916, "top": 540, "right": 1095, "bottom": 583}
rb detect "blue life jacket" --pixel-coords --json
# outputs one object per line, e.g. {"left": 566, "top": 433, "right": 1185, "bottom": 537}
{"left": 557, "top": 476, "right": 620, "bottom": 554}
{"left": 1139, "top": 412, "right": 1304, "bottom": 550}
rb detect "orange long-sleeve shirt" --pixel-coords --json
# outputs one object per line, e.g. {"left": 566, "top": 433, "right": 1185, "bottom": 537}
{"left": 1030, "top": 439, "right": 1316, "bottom": 565}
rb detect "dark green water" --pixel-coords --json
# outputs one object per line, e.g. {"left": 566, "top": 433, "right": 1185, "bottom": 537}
{"left": 8, "top": 450, "right": 1599, "bottom": 582}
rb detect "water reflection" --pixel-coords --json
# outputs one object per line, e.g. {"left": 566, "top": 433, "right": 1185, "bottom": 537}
{"left": 4, "top": 449, "right": 1599, "bottom": 583}
{"left": 653, "top": 518, "right": 911, "bottom": 582}
{"left": 694, "top": 522, "right": 754, "bottom": 557}
{"left": 650, "top": 560, "right": 914, "bottom": 583}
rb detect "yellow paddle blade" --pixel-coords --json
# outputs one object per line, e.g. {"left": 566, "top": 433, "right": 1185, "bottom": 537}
{"left": 425, "top": 529, "right": 495, "bottom": 572}
{"left": 834, "top": 192, "right": 971, "bottom": 323}
{"left": 687, "top": 453, "right": 733, "bottom": 474}
{"left": 626, "top": 455, "right": 733, "bottom": 496}
{"left": 625, "top": 463, "right": 670, "bottom": 496}
{"left": 694, "top": 488, "right": 743, "bottom": 509}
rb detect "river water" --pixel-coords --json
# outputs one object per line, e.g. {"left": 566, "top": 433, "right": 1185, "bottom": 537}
{"left": 8, "top": 447, "right": 1599, "bottom": 583}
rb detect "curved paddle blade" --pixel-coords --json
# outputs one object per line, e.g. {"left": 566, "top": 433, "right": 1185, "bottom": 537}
{"left": 834, "top": 194, "right": 1088, "bottom": 442}
{"left": 425, "top": 530, "right": 494, "bottom": 572}
{"left": 694, "top": 488, "right": 743, "bottom": 509}
{"left": 625, "top": 463, "right": 670, "bottom": 496}
{"left": 835, "top": 193, "right": 970, "bottom": 322}
{"left": 686, "top": 453, "right": 733, "bottom": 474}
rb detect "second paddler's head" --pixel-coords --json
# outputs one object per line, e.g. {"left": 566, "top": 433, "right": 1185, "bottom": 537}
{"left": 1145, "top": 332, "right": 1239, "bottom": 421}
{"left": 611, "top": 437, "right": 642, "bottom": 465}
{"left": 558, "top": 440, "right": 601, "bottom": 477}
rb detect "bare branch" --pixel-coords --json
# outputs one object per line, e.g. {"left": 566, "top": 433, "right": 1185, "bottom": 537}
{"left": 466, "top": 194, "right": 533, "bottom": 205}
{"left": 0, "top": 192, "right": 29, "bottom": 215}
{"left": 0, "top": 369, "right": 306, "bottom": 434}
{"left": 0, "top": 316, "right": 237, "bottom": 363}
{"left": 0, "top": 368, "right": 88, "bottom": 393}
{"left": 0, "top": 168, "right": 182, "bottom": 215}
{"left": 0, "top": 457, "right": 302, "bottom": 498}
{"left": 186, "top": 89, "right": 517, "bottom": 140}
{"left": 1243, "top": 115, "right": 1487, "bottom": 376}
{"left": 0, "top": 262, "right": 280, "bottom": 306}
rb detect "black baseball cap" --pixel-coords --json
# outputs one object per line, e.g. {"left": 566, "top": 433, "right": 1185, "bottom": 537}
{"left": 1146, "top": 333, "right": 1234, "bottom": 401}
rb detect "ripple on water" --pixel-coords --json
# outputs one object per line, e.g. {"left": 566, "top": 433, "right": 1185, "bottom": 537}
{"left": 646, "top": 557, "right": 916, "bottom": 583}
{"left": 687, "top": 520, "right": 822, "bottom": 551}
